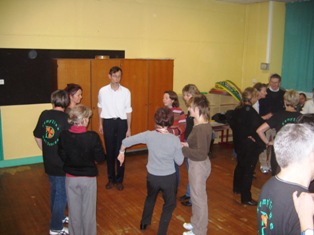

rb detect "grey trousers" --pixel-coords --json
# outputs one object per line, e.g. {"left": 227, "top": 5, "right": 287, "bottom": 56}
{"left": 66, "top": 176, "right": 97, "bottom": 235}
{"left": 188, "top": 158, "right": 211, "bottom": 235}
{"left": 259, "top": 128, "right": 276, "bottom": 170}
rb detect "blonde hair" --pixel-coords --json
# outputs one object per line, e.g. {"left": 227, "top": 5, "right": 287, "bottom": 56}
{"left": 239, "top": 87, "right": 258, "bottom": 106}
{"left": 182, "top": 84, "right": 201, "bottom": 97}
{"left": 284, "top": 90, "right": 299, "bottom": 108}
{"left": 68, "top": 105, "right": 92, "bottom": 125}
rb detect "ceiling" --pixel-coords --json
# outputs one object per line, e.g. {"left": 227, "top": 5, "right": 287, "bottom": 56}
{"left": 216, "top": 0, "right": 306, "bottom": 4}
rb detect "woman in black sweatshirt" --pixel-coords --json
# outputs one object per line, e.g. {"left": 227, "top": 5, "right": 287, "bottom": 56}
{"left": 229, "top": 87, "right": 265, "bottom": 206}
{"left": 58, "top": 105, "right": 106, "bottom": 235}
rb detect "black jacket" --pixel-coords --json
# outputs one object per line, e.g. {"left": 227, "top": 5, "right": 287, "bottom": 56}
{"left": 229, "top": 105, "right": 265, "bottom": 153}
{"left": 58, "top": 130, "right": 106, "bottom": 176}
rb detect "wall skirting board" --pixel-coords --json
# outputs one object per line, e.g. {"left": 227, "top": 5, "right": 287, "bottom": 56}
{"left": 0, "top": 156, "right": 43, "bottom": 168}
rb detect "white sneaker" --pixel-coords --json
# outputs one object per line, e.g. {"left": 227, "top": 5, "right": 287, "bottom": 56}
{"left": 183, "top": 230, "right": 195, "bottom": 235}
{"left": 260, "top": 166, "right": 270, "bottom": 174}
{"left": 183, "top": 222, "right": 193, "bottom": 230}
{"left": 49, "top": 227, "right": 69, "bottom": 235}
{"left": 62, "top": 216, "right": 69, "bottom": 224}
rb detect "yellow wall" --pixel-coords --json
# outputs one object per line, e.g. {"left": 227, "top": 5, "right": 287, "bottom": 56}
{"left": 1, "top": 104, "right": 51, "bottom": 160}
{"left": 0, "top": 0, "right": 286, "bottom": 163}
{"left": 242, "top": 1, "right": 285, "bottom": 88}
{"left": 0, "top": 0, "right": 285, "bottom": 92}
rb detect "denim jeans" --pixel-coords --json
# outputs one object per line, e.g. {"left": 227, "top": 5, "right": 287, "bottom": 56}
{"left": 185, "top": 160, "right": 191, "bottom": 198}
{"left": 48, "top": 175, "right": 67, "bottom": 231}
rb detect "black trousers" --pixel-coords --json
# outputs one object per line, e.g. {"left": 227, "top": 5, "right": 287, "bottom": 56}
{"left": 141, "top": 173, "right": 176, "bottom": 235}
{"left": 103, "top": 118, "right": 127, "bottom": 183}
{"left": 233, "top": 140, "right": 259, "bottom": 202}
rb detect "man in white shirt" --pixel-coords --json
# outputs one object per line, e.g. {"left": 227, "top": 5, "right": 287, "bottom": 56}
{"left": 98, "top": 66, "right": 132, "bottom": 191}
{"left": 301, "top": 88, "right": 314, "bottom": 114}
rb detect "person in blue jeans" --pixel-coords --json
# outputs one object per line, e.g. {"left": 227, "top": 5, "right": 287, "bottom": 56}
{"left": 33, "top": 90, "right": 70, "bottom": 235}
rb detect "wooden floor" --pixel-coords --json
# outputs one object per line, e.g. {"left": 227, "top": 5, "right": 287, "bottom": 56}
{"left": 0, "top": 144, "right": 271, "bottom": 235}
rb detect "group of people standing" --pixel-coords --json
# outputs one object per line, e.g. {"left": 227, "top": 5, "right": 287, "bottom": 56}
{"left": 34, "top": 66, "right": 213, "bottom": 235}
{"left": 34, "top": 66, "right": 314, "bottom": 235}
{"left": 227, "top": 73, "right": 314, "bottom": 235}
{"left": 230, "top": 74, "right": 304, "bottom": 207}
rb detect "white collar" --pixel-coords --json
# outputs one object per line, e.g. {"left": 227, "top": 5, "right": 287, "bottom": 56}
{"left": 269, "top": 87, "right": 279, "bottom": 92}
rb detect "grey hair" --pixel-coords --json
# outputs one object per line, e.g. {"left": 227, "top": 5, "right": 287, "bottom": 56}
{"left": 274, "top": 123, "right": 314, "bottom": 168}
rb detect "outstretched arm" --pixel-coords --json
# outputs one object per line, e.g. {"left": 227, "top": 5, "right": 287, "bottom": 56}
{"left": 117, "top": 145, "right": 126, "bottom": 166}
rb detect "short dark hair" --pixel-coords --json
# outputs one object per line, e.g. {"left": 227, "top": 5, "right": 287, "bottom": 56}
{"left": 253, "top": 82, "right": 267, "bottom": 92}
{"left": 64, "top": 83, "right": 82, "bottom": 96}
{"left": 109, "top": 66, "right": 122, "bottom": 75}
{"left": 299, "top": 93, "right": 307, "bottom": 99}
{"left": 154, "top": 107, "right": 174, "bottom": 127}
{"left": 189, "top": 94, "right": 210, "bottom": 121}
{"left": 164, "top": 90, "right": 180, "bottom": 108}
{"left": 269, "top": 73, "right": 281, "bottom": 82}
{"left": 51, "top": 90, "right": 69, "bottom": 108}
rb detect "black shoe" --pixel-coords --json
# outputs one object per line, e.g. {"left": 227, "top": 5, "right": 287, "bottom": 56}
{"left": 105, "top": 181, "right": 114, "bottom": 189}
{"left": 181, "top": 201, "right": 192, "bottom": 207}
{"left": 116, "top": 183, "right": 124, "bottom": 191}
{"left": 140, "top": 224, "right": 147, "bottom": 230}
{"left": 179, "top": 194, "right": 191, "bottom": 202}
{"left": 241, "top": 199, "right": 257, "bottom": 206}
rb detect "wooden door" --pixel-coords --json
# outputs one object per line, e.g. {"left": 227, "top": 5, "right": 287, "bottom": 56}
{"left": 120, "top": 59, "right": 149, "bottom": 135}
{"left": 90, "top": 59, "right": 122, "bottom": 133}
{"left": 147, "top": 60, "right": 174, "bottom": 130}
{"left": 54, "top": 59, "right": 91, "bottom": 108}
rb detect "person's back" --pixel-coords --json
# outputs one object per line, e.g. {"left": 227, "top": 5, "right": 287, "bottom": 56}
{"left": 35, "top": 109, "right": 70, "bottom": 175}
{"left": 123, "top": 130, "right": 183, "bottom": 176}
{"left": 230, "top": 105, "right": 264, "bottom": 154}
{"left": 257, "top": 176, "right": 307, "bottom": 234}
{"left": 58, "top": 105, "right": 105, "bottom": 235}
{"left": 118, "top": 107, "right": 183, "bottom": 235}
{"left": 59, "top": 130, "right": 105, "bottom": 176}
{"left": 266, "top": 110, "right": 301, "bottom": 132}
{"left": 33, "top": 89, "right": 70, "bottom": 235}
{"left": 257, "top": 123, "right": 314, "bottom": 235}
